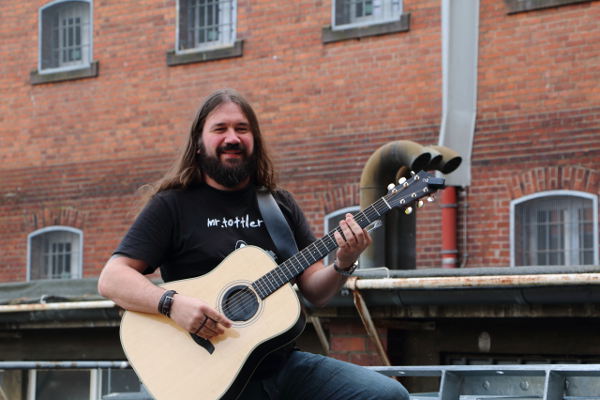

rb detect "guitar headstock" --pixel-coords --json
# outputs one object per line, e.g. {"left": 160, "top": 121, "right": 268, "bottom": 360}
{"left": 384, "top": 171, "right": 445, "bottom": 213}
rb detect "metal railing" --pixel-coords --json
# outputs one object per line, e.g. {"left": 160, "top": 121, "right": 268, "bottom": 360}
{"left": 2, "top": 362, "right": 599, "bottom": 399}
{"left": 370, "top": 364, "right": 600, "bottom": 400}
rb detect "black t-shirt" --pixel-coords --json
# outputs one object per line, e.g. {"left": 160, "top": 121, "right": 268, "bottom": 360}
{"left": 115, "top": 183, "right": 316, "bottom": 282}
{"left": 113, "top": 183, "right": 316, "bottom": 379}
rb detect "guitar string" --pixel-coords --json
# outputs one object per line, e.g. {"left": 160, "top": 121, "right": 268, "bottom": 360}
{"left": 217, "top": 186, "right": 426, "bottom": 320}
{"left": 217, "top": 203, "right": 387, "bottom": 319}
{"left": 216, "top": 183, "right": 429, "bottom": 320}
{"left": 217, "top": 189, "right": 421, "bottom": 320}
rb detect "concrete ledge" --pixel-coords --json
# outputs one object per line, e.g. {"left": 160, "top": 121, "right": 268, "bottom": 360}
{"left": 504, "top": 0, "right": 595, "bottom": 14}
{"left": 322, "top": 13, "right": 410, "bottom": 44}
{"left": 166, "top": 40, "right": 243, "bottom": 66}
{"left": 30, "top": 61, "right": 99, "bottom": 85}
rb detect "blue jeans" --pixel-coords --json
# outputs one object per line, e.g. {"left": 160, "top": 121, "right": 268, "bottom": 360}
{"left": 239, "top": 351, "right": 410, "bottom": 400}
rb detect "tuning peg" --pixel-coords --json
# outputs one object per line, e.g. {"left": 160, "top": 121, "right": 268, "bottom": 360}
{"left": 410, "top": 171, "right": 416, "bottom": 176}
{"left": 387, "top": 183, "right": 396, "bottom": 192}
{"left": 427, "top": 196, "right": 435, "bottom": 203}
{"left": 398, "top": 177, "right": 407, "bottom": 185}
{"left": 404, "top": 207, "right": 413, "bottom": 215}
{"left": 417, "top": 200, "right": 424, "bottom": 208}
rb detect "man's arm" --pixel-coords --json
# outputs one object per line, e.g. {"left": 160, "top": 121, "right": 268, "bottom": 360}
{"left": 296, "top": 213, "right": 371, "bottom": 307}
{"left": 98, "top": 256, "right": 231, "bottom": 338}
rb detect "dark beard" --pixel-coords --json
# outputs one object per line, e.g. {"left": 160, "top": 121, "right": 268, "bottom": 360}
{"left": 199, "top": 143, "right": 257, "bottom": 188}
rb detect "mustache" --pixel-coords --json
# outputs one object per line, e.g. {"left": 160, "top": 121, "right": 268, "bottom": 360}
{"left": 217, "top": 143, "right": 246, "bottom": 154}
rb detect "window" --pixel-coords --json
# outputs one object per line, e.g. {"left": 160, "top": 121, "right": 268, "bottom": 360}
{"left": 324, "top": 206, "right": 360, "bottom": 265}
{"left": 178, "top": 0, "right": 236, "bottom": 52}
{"left": 27, "top": 368, "right": 141, "bottom": 400}
{"left": 39, "top": 0, "right": 92, "bottom": 73}
{"left": 333, "top": 0, "right": 402, "bottom": 30}
{"left": 27, "top": 226, "right": 83, "bottom": 280}
{"left": 511, "top": 191, "right": 599, "bottom": 267}
{"left": 504, "top": 0, "right": 595, "bottom": 15}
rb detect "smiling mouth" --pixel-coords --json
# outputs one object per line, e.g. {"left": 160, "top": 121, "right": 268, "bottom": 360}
{"left": 218, "top": 143, "right": 245, "bottom": 158}
{"left": 221, "top": 151, "right": 243, "bottom": 158}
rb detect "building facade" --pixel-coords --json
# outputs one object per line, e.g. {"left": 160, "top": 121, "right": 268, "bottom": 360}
{"left": 0, "top": 0, "right": 598, "bottom": 398}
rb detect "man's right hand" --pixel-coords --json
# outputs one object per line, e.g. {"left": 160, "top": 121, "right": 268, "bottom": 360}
{"left": 169, "top": 294, "right": 233, "bottom": 339}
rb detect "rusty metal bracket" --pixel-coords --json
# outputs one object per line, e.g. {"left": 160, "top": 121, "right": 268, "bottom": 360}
{"left": 347, "top": 277, "right": 391, "bottom": 366}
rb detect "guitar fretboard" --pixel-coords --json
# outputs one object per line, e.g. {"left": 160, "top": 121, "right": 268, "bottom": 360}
{"left": 251, "top": 198, "right": 391, "bottom": 299}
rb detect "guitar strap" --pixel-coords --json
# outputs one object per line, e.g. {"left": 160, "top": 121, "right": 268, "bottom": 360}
{"left": 256, "top": 187, "right": 299, "bottom": 260}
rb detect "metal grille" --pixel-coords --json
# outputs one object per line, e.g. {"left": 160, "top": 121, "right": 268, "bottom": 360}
{"left": 41, "top": 1, "right": 91, "bottom": 70}
{"left": 179, "top": 0, "right": 235, "bottom": 50}
{"left": 334, "top": 0, "right": 402, "bottom": 28}
{"left": 515, "top": 195, "right": 594, "bottom": 266}
{"left": 29, "top": 229, "right": 81, "bottom": 280}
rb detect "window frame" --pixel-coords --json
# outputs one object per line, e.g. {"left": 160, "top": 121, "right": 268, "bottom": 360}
{"left": 510, "top": 190, "right": 599, "bottom": 267}
{"left": 324, "top": 206, "right": 361, "bottom": 265}
{"left": 38, "top": 0, "right": 93, "bottom": 75}
{"left": 175, "top": 0, "right": 237, "bottom": 55}
{"left": 26, "top": 368, "right": 142, "bottom": 400}
{"left": 27, "top": 226, "right": 83, "bottom": 281}
{"left": 331, "top": 0, "right": 403, "bottom": 31}
{"left": 27, "top": 369, "right": 98, "bottom": 400}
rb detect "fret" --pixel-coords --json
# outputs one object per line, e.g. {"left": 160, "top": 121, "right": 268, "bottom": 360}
{"left": 289, "top": 256, "right": 304, "bottom": 274}
{"left": 281, "top": 261, "right": 295, "bottom": 280}
{"left": 271, "top": 270, "right": 284, "bottom": 288}
{"left": 322, "top": 234, "right": 337, "bottom": 253}
{"left": 381, "top": 197, "right": 392, "bottom": 210}
{"left": 265, "top": 271, "right": 277, "bottom": 289}
{"left": 251, "top": 281, "right": 265, "bottom": 299}
{"left": 298, "top": 250, "right": 311, "bottom": 266}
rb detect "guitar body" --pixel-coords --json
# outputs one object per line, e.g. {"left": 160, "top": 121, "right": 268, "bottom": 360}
{"left": 120, "top": 246, "right": 305, "bottom": 400}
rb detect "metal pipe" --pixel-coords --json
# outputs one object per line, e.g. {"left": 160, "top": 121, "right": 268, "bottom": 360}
{"left": 441, "top": 187, "right": 458, "bottom": 268}
{"left": 427, "top": 145, "right": 462, "bottom": 175}
{"left": 0, "top": 361, "right": 129, "bottom": 369}
{"left": 359, "top": 140, "right": 431, "bottom": 268}
{"left": 0, "top": 300, "right": 116, "bottom": 313}
{"left": 345, "top": 273, "right": 600, "bottom": 290}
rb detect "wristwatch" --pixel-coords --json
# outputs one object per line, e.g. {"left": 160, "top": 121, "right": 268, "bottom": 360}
{"left": 333, "top": 259, "right": 359, "bottom": 276}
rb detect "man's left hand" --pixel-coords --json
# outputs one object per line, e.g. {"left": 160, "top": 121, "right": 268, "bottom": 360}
{"left": 332, "top": 213, "right": 372, "bottom": 271}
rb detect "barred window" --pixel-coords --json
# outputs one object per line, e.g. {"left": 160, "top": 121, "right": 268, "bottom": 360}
{"left": 178, "top": 0, "right": 236, "bottom": 51}
{"left": 39, "top": 0, "right": 92, "bottom": 72}
{"left": 512, "top": 192, "right": 598, "bottom": 266}
{"left": 333, "top": 0, "right": 402, "bottom": 29}
{"left": 28, "top": 227, "right": 82, "bottom": 280}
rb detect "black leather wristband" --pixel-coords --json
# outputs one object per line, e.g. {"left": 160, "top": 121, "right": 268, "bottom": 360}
{"left": 158, "top": 290, "right": 177, "bottom": 317}
{"left": 333, "top": 259, "right": 359, "bottom": 276}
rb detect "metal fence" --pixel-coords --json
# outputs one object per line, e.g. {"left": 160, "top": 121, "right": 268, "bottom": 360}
{"left": 2, "top": 362, "right": 599, "bottom": 399}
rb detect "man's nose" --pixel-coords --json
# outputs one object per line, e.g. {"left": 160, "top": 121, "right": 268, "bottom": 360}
{"left": 223, "top": 128, "right": 242, "bottom": 143}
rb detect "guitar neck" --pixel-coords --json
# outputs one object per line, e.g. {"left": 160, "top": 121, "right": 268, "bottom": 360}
{"left": 251, "top": 200, "right": 390, "bottom": 299}
{"left": 251, "top": 170, "right": 444, "bottom": 300}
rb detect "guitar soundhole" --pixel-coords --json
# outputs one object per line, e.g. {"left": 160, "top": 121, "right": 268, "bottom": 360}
{"left": 221, "top": 285, "right": 259, "bottom": 322}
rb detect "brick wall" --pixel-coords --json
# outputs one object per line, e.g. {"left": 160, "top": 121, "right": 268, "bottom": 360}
{"left": 328, "top": 320, "right": 389, "bottom": 366}
{"left": 1, "top": 0, "right": 598, "bottom": 281}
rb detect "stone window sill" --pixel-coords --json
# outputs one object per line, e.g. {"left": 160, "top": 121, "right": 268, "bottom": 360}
{"left": 504, "top": 0, "right": 595, "bottom": 14}
{"left": 322, "top": 13, "right": 410, "bottom": 44}
{"left": 166, "top": 40, "right": 243, "bottom": 66}
{"left": 30, "top": 61, "right": 99, "bottom": 85}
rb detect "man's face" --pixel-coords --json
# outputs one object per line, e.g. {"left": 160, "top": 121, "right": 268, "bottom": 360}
{"left": 199, "top": 101, "right": 256, "bottom": 189}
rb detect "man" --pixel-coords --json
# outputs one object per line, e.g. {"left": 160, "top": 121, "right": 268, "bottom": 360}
{"left": 98, "top": 89, "right": 409, "bottom": 399}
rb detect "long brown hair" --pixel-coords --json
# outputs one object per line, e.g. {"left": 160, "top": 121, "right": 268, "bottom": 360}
{"left": 141, "top": 89, "right": 276, "bottom": 205}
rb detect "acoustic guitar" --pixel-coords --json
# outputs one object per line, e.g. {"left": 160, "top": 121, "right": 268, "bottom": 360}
{"left": 120, "top": 170, "right": 445, "bottom": 399}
